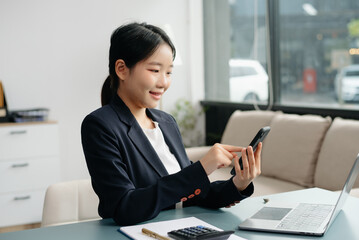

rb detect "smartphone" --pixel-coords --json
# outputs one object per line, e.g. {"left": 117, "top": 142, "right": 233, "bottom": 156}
{"left": 230, "top": 126, "right": 271, "bottom": 175}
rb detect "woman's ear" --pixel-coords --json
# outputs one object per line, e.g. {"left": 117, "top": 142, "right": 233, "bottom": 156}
{"left": 115, "top": 59, "right": 128, "bottom": 80}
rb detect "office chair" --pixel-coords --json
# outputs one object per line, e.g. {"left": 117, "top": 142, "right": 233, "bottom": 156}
{"left": 41, "top": 179, "right": 100, "bottom": 227}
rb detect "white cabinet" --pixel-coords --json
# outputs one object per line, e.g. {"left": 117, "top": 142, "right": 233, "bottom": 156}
{"left": 0, "top": 122, "right": 60, "bottom": 227}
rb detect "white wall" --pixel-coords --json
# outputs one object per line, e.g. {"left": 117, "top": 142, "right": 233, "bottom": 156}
{"left": 0, "top": 0, "right": 204, "bottom": 181}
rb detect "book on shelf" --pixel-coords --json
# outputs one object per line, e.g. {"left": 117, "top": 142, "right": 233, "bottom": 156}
{"left": 9, "top": 108, "right": 50, "bottom": 123}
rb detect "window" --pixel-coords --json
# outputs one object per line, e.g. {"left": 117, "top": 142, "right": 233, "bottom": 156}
{"left": 204, "top": 0, "right": 268, "bottom": 104}
{"left": 203, "top": 0, "right": 359, "bottom": 110}
{"left": 279, "top": 0, "right": 359, "bottom": 108}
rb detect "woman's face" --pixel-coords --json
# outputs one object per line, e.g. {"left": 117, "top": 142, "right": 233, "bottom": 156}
{"left": 117, "top": 43, "right": 173, "bottom": 110}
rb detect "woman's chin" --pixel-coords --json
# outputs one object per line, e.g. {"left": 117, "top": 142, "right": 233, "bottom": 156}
{"left": 147, "top": 100, "right": 160, "bottom": 109}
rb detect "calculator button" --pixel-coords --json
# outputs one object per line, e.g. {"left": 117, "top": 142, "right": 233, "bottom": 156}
{"left": 168, "top": 225, "right": 234, "bottom": 240}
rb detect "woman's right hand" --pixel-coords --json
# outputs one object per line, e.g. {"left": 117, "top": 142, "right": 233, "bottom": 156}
{"left": 199, "top": 143, "right": 243, "bottom": 175}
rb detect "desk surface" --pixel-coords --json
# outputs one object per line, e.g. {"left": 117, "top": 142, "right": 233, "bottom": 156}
{"left": 1, "top": 188, "right": 358, "bottom": 240}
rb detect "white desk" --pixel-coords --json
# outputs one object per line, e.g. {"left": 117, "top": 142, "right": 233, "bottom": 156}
{"left": 0, "top": 188, "right": 358, "bottom": 239}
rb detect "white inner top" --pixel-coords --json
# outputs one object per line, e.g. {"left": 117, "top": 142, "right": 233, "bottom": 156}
{"left": 142, "top": 121, "right": 181, "bottom": 175}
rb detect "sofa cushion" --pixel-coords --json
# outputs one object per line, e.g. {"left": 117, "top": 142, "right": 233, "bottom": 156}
{"left": 185, "top": 146, "right": 212, "bottom": 162}
{"left": 314, "top": 117, "right": 359, "bottom": 190}
{"left": 221, "top": 110, "right": 280, "bottom": 146}
{"left": 261, "top": 114, "right": 331, "bottom": 187}
{"left": 251, "top": 176, "right": 305, "bottom": 197}
{"left": 208, "top": 167, "right": 232, "bottom": 182}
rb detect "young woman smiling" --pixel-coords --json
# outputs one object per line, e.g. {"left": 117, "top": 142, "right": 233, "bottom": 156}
{"left": 81, "top": 22, "right": 262, "bottom": 226}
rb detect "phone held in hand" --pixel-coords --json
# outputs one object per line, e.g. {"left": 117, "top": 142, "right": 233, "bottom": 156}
{"left": 230, "top": 126, "right": 270, "bottom": 175}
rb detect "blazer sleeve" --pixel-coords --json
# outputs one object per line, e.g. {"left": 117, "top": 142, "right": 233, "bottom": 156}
{"left": 184, "top": 178, "right": 254, "bottom": 209}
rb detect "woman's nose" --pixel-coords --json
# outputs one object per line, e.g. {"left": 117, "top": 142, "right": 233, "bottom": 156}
{"left": 157, "top": 73, "right": 169, "bottom": 87}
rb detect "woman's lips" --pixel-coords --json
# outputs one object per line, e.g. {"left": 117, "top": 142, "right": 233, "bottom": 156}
{"left": 149, "top": 91, "right": 163, "bottom": 100}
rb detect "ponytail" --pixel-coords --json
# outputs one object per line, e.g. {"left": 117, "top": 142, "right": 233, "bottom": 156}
{"left": 101, "top": 75, "right": 117, "bottom": 106}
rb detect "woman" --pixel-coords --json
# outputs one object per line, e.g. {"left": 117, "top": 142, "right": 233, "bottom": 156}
{"left": 81, "top": 22, "right": 262, "bottom": 226}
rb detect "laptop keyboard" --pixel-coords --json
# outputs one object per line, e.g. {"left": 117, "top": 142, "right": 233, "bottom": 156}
{"left": 276, "top": 203, "right": 333, "bottom": 232}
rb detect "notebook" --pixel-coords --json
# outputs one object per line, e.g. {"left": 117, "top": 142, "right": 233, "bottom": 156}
{"left": 239, "top": 154, "right": 359, "bottom": 236}
{"left": 118, "top": 217, "right": 246, "bottom": 240}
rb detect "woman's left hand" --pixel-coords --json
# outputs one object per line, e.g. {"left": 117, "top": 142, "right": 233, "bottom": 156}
{"left": 232, "top": 142, "right": 262, "bottom": 191}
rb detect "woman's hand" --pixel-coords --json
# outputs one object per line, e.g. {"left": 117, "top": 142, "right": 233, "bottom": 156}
{"left": 232, "top": 142, "right": 262, "bottom": 191}
{"left": 199, "top": 144, "right": 243, "bottom": 175}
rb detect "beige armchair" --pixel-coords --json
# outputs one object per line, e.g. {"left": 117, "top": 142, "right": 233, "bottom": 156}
{"left": 41, "top": 179, "right": 100, "bottom": 227}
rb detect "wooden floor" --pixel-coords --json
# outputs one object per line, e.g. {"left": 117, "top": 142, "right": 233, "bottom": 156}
{"left": 0, "top": 223, "right": 41, "bottom": 233}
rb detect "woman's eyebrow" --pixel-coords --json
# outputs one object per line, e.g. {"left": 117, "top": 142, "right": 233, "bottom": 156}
{"left": 148, "top": 62, "right": 173, "bottom": 68}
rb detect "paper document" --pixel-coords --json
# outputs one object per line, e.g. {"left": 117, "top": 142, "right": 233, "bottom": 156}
{"left": 118, "top": 216, "right": 246, "bottom": 240}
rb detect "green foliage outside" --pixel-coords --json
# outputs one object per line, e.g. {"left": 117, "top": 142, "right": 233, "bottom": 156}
{"left": 171, "top": 99, "right": 205, "bottom": 147}
{"left": 348, "top": 18, "right": 359, "bottom": 37}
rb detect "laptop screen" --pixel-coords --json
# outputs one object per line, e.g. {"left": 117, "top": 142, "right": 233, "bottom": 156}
{"left": 326, "top": 155, "right": 359, "bottom": 229}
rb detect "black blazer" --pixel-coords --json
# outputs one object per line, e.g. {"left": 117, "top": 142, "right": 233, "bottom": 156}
{"left": 81, "top": 95, "right": 253, "bottom": 226}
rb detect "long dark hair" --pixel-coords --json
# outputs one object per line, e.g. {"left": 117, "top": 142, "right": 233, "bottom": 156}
{"left": 101, "top": 22, "right": 176, "bottom": 106}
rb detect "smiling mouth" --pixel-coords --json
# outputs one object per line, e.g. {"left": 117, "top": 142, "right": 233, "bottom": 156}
{"left": 149, "top": 91, "right": 163, "bottom": 99}
{"left": 150, "top": 91, "right": 162, "bottom": 96}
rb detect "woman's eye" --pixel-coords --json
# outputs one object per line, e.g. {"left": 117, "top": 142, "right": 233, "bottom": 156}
{"left": 167, "top": 72, "right": 172, "bottom": 75}
{"left": 150, "top": 69, "right": 159, "bottom": 73}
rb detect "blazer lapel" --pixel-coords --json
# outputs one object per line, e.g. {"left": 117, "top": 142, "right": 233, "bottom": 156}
{"left": 111, "top": 95, "right": 168, "bottom": 177}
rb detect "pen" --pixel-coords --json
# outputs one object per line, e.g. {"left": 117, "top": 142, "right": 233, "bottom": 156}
{"left": 142, "top": 228, "right": 171, "bottom": 240}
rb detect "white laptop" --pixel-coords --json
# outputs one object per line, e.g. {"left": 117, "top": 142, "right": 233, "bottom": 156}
{"left": 239, "top": 154, "right": 359, "bottom": 236}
